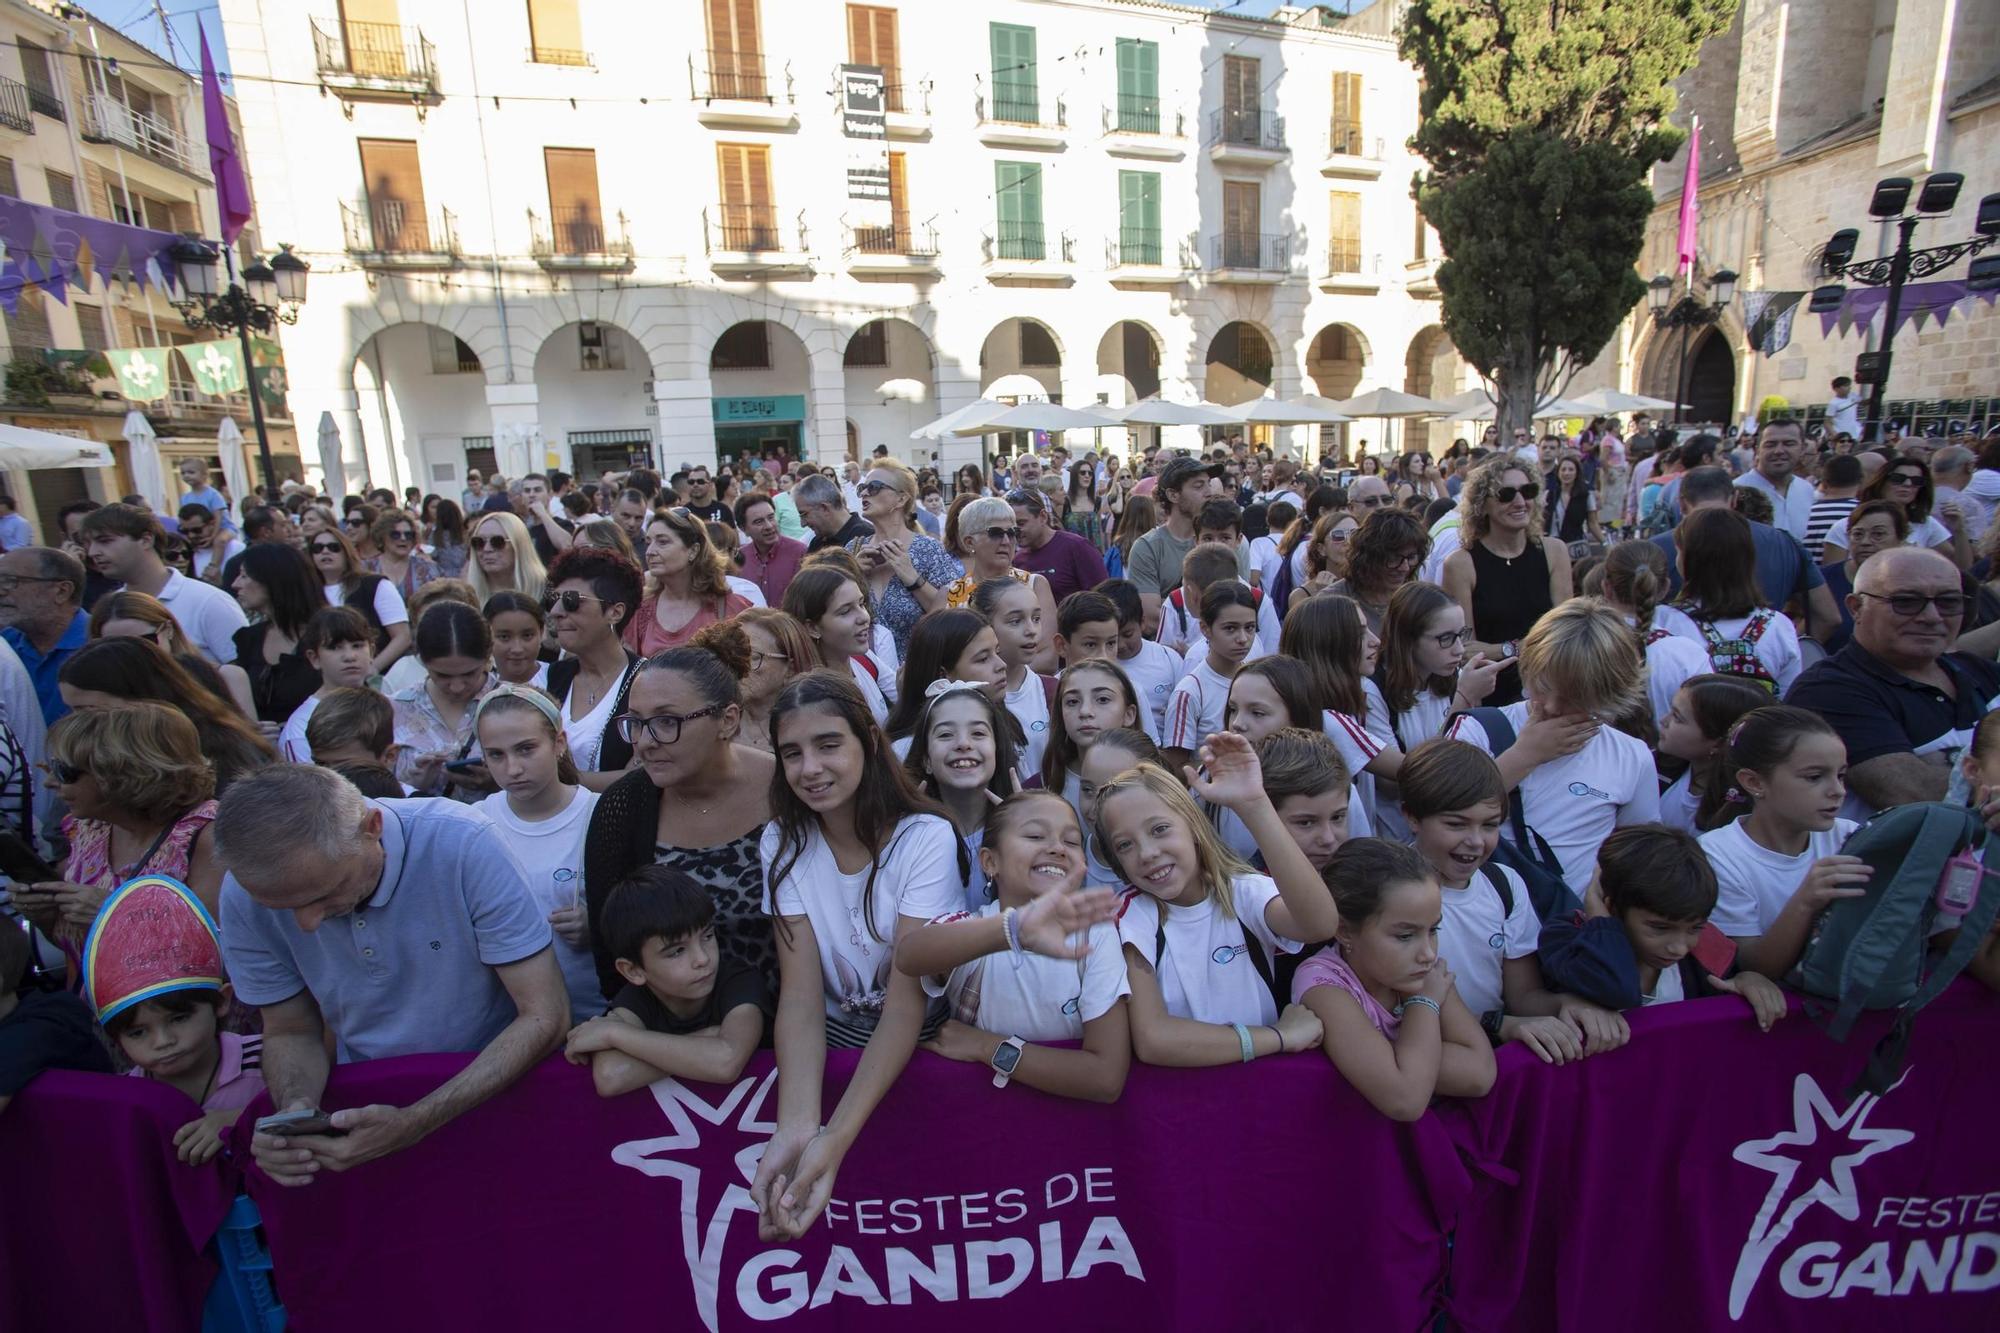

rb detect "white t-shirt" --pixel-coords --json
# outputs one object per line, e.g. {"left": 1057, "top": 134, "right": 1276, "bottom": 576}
{"left": 151, "top": 568, "right": 248, "bottom": 664}
{"left": 1446, "top": 702, "right": 1661, "bottom": 888}
{"left": 763, "top": 814, "right": 964, "bottom": 1022}
{"left": 382, "top": 654, "right": 427, "bottom": 695}
{"left": 475, "top": 786, "right": 602, "bottom": 1020}
{"left": 849, "top": 656, "right": 890, "bottom": 724}
{"left": 192, "top": 539, "right": 245, "bottom": 580}
{"left": 1821, "top": 512, "right": 1952, "bottom": 555}
{"left": 1118, "top": 638, "right": 1183, "bottom": 743}
{"left": 1156, "top": 591, "right": 1281, "bottom": 661}
{"left": 1114, "top": 874, "right": 1300, "bottom": 1025}
{"left": 1323, "top": 696, "right": 1388, "bottom": 835}
{"left": 1654, "top": 605, "right": 1802, "bottom": 694}
{"left": 561, "top": 674, "right": 622, "bottom": 774}
{"left": 1637, "top": 620, "right": 1713, "bottom": 727}
{"left": 1437, "top": 862, "right": 1538, "bottom": 1019}
{"left": 1165, "top": 658, "right": 1234, "bottom": 750}
{"left": 1701, "top": 817, "right": 1860, "bottom": 937}
{"left": 1733, "top": 471, "right": 1818, "bottom": 542}
{"left": 1250, "top": 535, "right": 1285, "bottom": 591}
{"left": 325, "top": 578, "right": 411, "bottom": 627}
{"left": 279, "top": 693, "right": 322, "bottom": 763}
{"left": 1658, "top": 772, "right": 1701, "bottom": 835}
{"left": 1641, "top": 963, "right": 1687, "bottom": 1006}
{"left": 921, "top": 905, "right": 1129, "bottom": 1042}
{"left": 1421, "top": 518, "right": 1462, "bottom": 585}
{"left": 726, "top": 574, "right": 767, "bottom": 608}
{"left": 1002, "top": 671, "right": 1052, "bottom": 778}
{"left": 871, "top": 624, "right": 901, "bottom": 707}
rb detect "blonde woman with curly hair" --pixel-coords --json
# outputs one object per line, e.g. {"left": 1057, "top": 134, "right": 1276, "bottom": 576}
{"left": 1442, "top": 453, "right": 1572, "bottom": 705}
{"left": 625, "top": 505, "right": 749, "bottom": 655}
{"left": 466, "top": 509, "right": 548, "bottom": 606}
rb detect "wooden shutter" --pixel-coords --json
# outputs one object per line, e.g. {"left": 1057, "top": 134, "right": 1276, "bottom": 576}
{"left": 1330, "top": 72, "right": 1363, "bottom": 153}
{"left": 848, "top": 6, "right": 900, "bottom": 93}
{"left": 339, "top": 0, "right": 406, "bottom": 78}
{"left": 43, "top": 169, "right": 77, "bottom": 213}
{"left": 1328, "top": 191, "right": 1361, "bottom": 272}
{"left": 16, "top": 40, "right": 54, "bottom": 103}
{"left": 1224, "top": 181, "right": 1258, "bottom": 267}
{"left": 8, "top": 287, "right": 52, "bottom": 353}
{"left": 990, "top": 24, "right": 1037, "bottom": 120}
{"left": 1116, "top": 38, "right": 1158, "bottom": 132}
{"left": 544, "top": 148, "right": 602, "bottom": 250}
{"left": 716, "top": 143, "right": 773, "bottom": 246}
{"left": 527, "top": 0, "right": 584, "bottom": 61}
{"left": 357, "top": 138, "right": 427, "bottom": 251}
{"left": 1224, "top": 56, "right": 1256, "bottom": 113}
{"left": 0, "top": 158, "right": 16, "bottom": 198}
{"left": 708, "top": 0, "right": 762, "bottom": 71}
{"left": 887, "top": 151, "right": 909, "bottom": 240}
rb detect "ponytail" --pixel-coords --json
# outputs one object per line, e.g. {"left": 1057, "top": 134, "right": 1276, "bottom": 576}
{"left": 1694, "top": 704, "right": 1841, "bottom": 831}
{"left": 1603, "top": 540, "right": 1668, "bottom": 638}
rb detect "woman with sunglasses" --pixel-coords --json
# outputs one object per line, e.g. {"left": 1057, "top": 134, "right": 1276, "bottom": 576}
{"left": 90, "top": 591, "right": 258, "bottom": 723}
{"left": 624, "top": 507, "right": 750, "bottom": 657}
{"left": 307, "top": 526, "right": 411, "bottom": 675}
{"left": 466, "top": 510, "right": 549, "bottom": 607}
{"left": 230, "top": 542, "right": 326, "bottom": 728}
{"left": 847, "top": 458, "right": 960, "bottom": 660}
{"left": 543, "top": 546, "right": 645, "bottom": 792}
{"left": 940, "top": 495, "right": 1054, "bottom": 622}
{"left": 1297, "top": 509, "right": 1360, "bottom": 603}
{"left": 1442, "top": 453, "right": 1572, "bottom": 705}
{"left": 366, "top": 510, "right": 440, "bottom": 602}
{"left": 584, "top": 642, "right": 778, "bottom": 998}
{"left": 1820, "top": 454, "right": 1970, "bottom": 570}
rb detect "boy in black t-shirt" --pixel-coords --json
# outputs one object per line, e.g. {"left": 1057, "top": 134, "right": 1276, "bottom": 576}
{"left": 0, "top": 919, "right": 112, "bottom": 1116}
{"left": 563, "top": 867, "right": 771, "bottom": 1096}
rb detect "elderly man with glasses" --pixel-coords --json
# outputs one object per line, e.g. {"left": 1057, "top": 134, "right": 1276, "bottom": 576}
{"left": 1788, "top": 546, "right": 2000, "bottom": 817}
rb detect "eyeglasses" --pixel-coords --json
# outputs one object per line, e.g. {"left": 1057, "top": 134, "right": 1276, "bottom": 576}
{"left": 48, "top": 760, "right": 85, "bottom": 783}
{"left": 1494, "top": 483, "right": 1541, "bottom": 503}
{"left": 309, "top": 541, "right": 344, "bottom": 555}
{"left": 471, "top": 535, "right": 511, "bottom": 552}
{"left": 856, "top": 480, "right": 897, "bottom": 498}
{"left": 1353, "top": 495, "right": 1388, "bottom": 508}
{"left": 542, "top": 589, "right": 605, "bottom": 614}
{"left": 1887, "top": 473, "right": 1926, "bottom": 486}
{"left": 1324, "top": 529, "right": 1352, "bottom": 543}
{"left": 748, "top": 649, "right": 787, "bottom": 671}
{"left": 389, "top": 528, "right": 417, "bottom": 541}
{"left": 1856, "top": 590, "right": 1966, "bottom": 618}
{"left": 1431, "top": 628, "right": 1472, "bottom": 649}
{"left": 614, "top": 705, "right": 719, "bottom": 745}
{"left": 979, "top": 526, "right": 1019, "bottom": 542}
{"left": 0, "top": 573, "right": 63, "bottom": 593}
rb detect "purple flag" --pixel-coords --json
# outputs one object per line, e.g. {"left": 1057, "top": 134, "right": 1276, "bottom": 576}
{"left": 200, "top": 24, "right": 252, "bottom": 243}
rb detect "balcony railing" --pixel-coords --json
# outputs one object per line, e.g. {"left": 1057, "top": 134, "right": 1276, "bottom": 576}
{"left": 881, "top": 81, "right": 927, "bottom": 116}
{"left": 1211, "top": 232, "right": 1288, "bottom": 272}
{"left": 846, "top": 219, "right": 939, "bottom": 258}
{"left": 706, "top": 205, "right": 807, "bottom": 254}
{"left": 1326, "top": 241, "right": 1363, "bottom": 275}
{"left": 79, "top": 92, "right": 206, "bottom": 178}
{"left": 1107, "top": 227, "right": 1164, "bottom": 267}
{"left": 1327, "top": 125, "right": 1380, "bottom": 158}
{"left": 983, "top": 223, "right": 1073, "bottom": 265}
{"left": 692, "top": 51, "right": 793, "bottom": 104}
{"left": 977, "top": 85, "right": 1065, "bottom": 128}
{"left": 24, "top": 80, "right": 62, "bottom": 122}
{"left": 528, "top": 45, "right": 593, "bottom": 67}
{"left": 530, "top": 207, "right": 631, "bottom": 259}
{"left": 311, "top": 17, "right": 439, "bottom": 92}
{"left": 1112, "top": 91, "right": 1160, "bottom": 135}
{"left": 342, "top": 200, "right": 459, "bottom": 257}
{"left": 1207, "top": 107, "right": 1285, "bottom": 151}
{"left": 0, "top": 75, "right": 33, "bottom": 133}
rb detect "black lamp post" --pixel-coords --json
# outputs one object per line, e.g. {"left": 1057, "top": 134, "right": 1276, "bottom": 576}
{"left": 1646, "top": 267, "right": 1737, "bottom": 426}
{"left": 1812, "top": 175, "right": 1999, "bottom": 444}
{"left": 167, "top": 240, "right": 309, "bottom": 495}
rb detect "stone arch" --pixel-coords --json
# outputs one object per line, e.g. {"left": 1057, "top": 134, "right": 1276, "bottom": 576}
{"left": 1202, "top": 319, "right": 1277, "bottom": 406}
{"left": 843, "top": 316, "right": 943, "bottom": 459}
{"left": 1096, "top": 319, "right": 1164, "bottom": 404}
{"left": 1402, "top": 325, "right": 1453, "bottom": 453}
{"left": 979, "top": 317, "right": 1066, "bottom": 400}
{"left": 349, "top": 318, "right": 494, "bottom": 498}
{"left": 1304, "top": 321, "right": 1371, "bottom": 400}
{"left": 702, "top": 318, "right": 818, "bottom": 469}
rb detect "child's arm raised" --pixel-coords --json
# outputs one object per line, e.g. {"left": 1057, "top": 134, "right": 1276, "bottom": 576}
{"left": 1123, "top": 944, "right": 1321, "bottom": 1067}
{"left": 1186, "top": 731, "right": 1339, "bottom": 942}
{"left": 894, "top": 891, "right": 1121, "bottom": 979}
{"left": 923, "top": 1001, "right": 1134, "bottom": 1104}
{"left": 568, "top": 1003, "right": 765, "bottom": 1095}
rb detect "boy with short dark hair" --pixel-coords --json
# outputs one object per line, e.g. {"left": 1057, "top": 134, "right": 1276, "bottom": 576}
{"left": 304, "top": 685, "right": 399, "bottom": 774}
{"left": 562, "top": 867, "right": 771, "bottom": 1095}
{"left": 1540, "top": 825, "right": 1787, "bottom": 1028}
{"left": 1094, "top": 578, "right": 1181, "bottom": 743}
{"left": 1054, "top": 590, "right": 1121, "bottom": 666}
{"left": 1159, "top": 541, "right": 1281, "bottom": 663}
{"left": 279, "top": 606, "right": 378, "bottom": 762}
{"left": 0, "top": 917, "right": 110, "bottom": 1116}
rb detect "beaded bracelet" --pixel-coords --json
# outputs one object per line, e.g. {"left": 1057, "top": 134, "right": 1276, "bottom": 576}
{"left": 1396, "top": 995, "right": 1442, "bottom": 1018}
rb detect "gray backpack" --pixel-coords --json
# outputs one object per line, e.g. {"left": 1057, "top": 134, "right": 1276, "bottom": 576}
{"left": 1788, "top": 803, "right": 2000, "bottom": 1094}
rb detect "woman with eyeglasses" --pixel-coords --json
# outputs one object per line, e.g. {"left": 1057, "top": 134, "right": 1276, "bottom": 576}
{"left": 58, "top": 638, "right": 276, "bottom": 793}
{"left": 1820, "top": 453, "right": 1970, "bottom": 570}
{"left": 230, "top": 542, "right": 326, "bottom": 728}
{"left": 1442, "top": 454, "right": 1573, "bottom": 705}
{"left": 626, "top": 507, "right": 751, "bottom": 657}
{"left": 583, "top": 643, "right": 779, "bottom": 999}
{"left": 389, "top": 601, "right": 496, "bottom": 800}
{"left": 542, "top": 546, "right": 644, "bottom": 792}
{"left": 1320, "top": 507, "right": 1432, "bottom": 636}
{"left": 89, "top": 590, "right": 258, "bottom": 723}
{"left": 428, "top": 497, "right": 470, "bottom": 579}
{"left": 307, "top": 525, "right": 411, "bottom": 675}
{"left": 694, "top": 609, "right": 816, "bottom": 755}
{"left": 466, "top": 510, "right": 549, "bottom": 607}
{"left": 846, "top": 458, "right": 960, "bottom": 660}
{"left": 365, "top": 510, "right": 440, "bottom": 602}
{"left": 1379, "top": 580, "right": 1505, "bottom": 759}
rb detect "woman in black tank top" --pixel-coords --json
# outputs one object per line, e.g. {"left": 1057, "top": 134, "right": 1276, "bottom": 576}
{"left": 1442, "top": 456, "right": 1574, "bottom": 705}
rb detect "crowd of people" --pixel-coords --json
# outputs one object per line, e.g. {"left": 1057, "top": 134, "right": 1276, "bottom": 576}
{"left": 4, "top": 408, "right": 2000, "bottom": 1249}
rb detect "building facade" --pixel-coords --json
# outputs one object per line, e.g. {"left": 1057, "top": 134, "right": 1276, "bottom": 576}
{"left": 1576, "top": 0, "right": 2000, "bottom": 433}
{"left": 218, "top": 0, "right": 1464, "bottom": 494}
{"left": 0, "top": 0, "right": 302, "bottom": 538}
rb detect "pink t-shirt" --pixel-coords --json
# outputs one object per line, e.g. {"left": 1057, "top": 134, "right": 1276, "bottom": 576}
{"left": 1291, "top": 945, "right": 1400, "bottom": 1037}
{"left": 125, "top": 1029, "right": 266, "bottom": 1111}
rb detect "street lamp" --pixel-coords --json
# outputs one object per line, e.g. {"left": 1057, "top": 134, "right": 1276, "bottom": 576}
{"left": 167, "top": 240, "right": 310, "bottom": 493}
{"left": 1815, "top": 174, "right": 1997, "bottom": 443}
{"left": 1647, "top": 266, "right": 1737, "bottom": 425}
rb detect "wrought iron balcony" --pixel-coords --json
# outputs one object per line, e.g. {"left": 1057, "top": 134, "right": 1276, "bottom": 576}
{"left": 976, "top": 86, "right": 1065, "bottom": 129}
{"left": 1108, "top": 227, "right": 1165, "bottom": 267}
{"left": 1112, "top": 92, "right": 1160, "bottom": 135}
{"left": 982, "top": 223, "right": 1074, "bottom": 267}
{"left": 342, "top": 200, "right": 460, "bottom": 264}
{"left": 846, "top": 220, "right": 938, "bottom": 259}
{"left": 1322, "top": 127, "right": 1385, "bottom": 178}
{"left": 1326, "top": 241, "right": 1364, "bottom": 275}
{"left": 706, "top": 205, "right": 807, "bottom": 253}
{"left": 1207, "top": 107, "right": 1286, "bottom": 151}
{"left": 692, "top": 51, "right": 793, "bottom": 104}
{"left": 530, "top": 207, "right": 632, "bottom": 268}
{"left": 311, "top": 18, "right": 440, "bottom": 99}
{"left": 1210, "top": 232, "right": 1289, "bottom": 273}
{"left": 24, "top": 79, "right": 62, "bottom": 122}
{"left": 0, "top": 76, "right": 33, "bottom": 134}
{"left": 79, "top": 93, "right": 207, "bottom": 179}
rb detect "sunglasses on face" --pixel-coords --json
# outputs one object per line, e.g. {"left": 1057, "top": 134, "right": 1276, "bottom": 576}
{"left": 542, "top": 589, "right": 604, "bottom": 614}
{"left": 309, "top": 541, "right": 344, "bottom": 555}
{"left": 1857, "top": 590, "right": 1966, "bottom": 618}
{"left": 979, "top": 526, "right": 1019, "bottom": 542}
{"left": 856, "top": 480, "right": 897, "bottom": 497}
{"left": 389, "top": 528, "right": 417, "bottom": 541}
{"left": 1887, "top": 473, "right": 1925, "bottom": 486}
{"left": 49, "top": 760, "right": 85, "bottom": 784}
{"left": 1494, "top": 483, "right": 1540, "bottom": 503}
{"left": 471, "top": 535, "right": 511, "bottom": 552}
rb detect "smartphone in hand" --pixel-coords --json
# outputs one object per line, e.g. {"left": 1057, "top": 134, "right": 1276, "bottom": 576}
{"left": 255, "top": 1108, "right": 348, "bottom": 1138}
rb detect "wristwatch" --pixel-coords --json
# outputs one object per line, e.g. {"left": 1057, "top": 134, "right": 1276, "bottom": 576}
{"left": 903, "top": 571, "right": 925, "bottom": 591}
{"left": 990, "top": 1036, "right": 1026, "bottom": 1088}
{"left": 1480, "top": 1009, "right": 1505, "bottom": 1046}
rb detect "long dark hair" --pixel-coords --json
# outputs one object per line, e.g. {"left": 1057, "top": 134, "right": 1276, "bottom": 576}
{"left": 1042, "top": 658, "right": 1140, "bottom": 792}
{"left": 782, "top": 566, "right": 867, "bottom": 669}
{"left": 902, "top": 683, "right": 1019, "bottom": 808}
{"left": 1859, "top": 453, "right": 1934, "bottom": 523}
{"left": 238, "top": 542, "right": 321, "bottom": 639}
{"left": 1227, "top": 656, "right": 1319, "bottom": 731}
{"left": 1675, "top": 508, "right": 1766, "bottom": 621}
{"left": 1379, "top": 581, "right": 1459, "bottom": 713}
{"left": 1695, "top": 704, "right": 1840, "bottom": 831}
{"left": 1344, "top": 508, "right": 1429, "bottom": 601}
{"left": 58, "top": 638, "right": 276, "bottom": 789}
{"left": 885, "top": 608, "right": 990, "bottom": 740}
{"left": 765, "top": 670, "right": 949, "bottom": 943}
{"left": 432, "top": 497, "right": 467, "bottom": 546}
{"left": 1279, "top": 592, "right": 1368, "bottom": 717}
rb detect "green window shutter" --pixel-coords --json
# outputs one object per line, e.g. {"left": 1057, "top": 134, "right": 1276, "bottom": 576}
{"left": 990, "top": 24, "right": 1037, "bottom": 122}
{"left": 996, "top": 162, "right": 1043, "bottom": 260}
{"left": 1115, "top": 39, "right": 1159, "bottom": 132}
{"left": 1119, "top": 171, "right": 1160, "bottom": 264}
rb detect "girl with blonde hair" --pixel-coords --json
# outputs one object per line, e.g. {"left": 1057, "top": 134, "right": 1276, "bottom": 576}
{"left": 467, "top": 509, "right": 549, "bottom": 606}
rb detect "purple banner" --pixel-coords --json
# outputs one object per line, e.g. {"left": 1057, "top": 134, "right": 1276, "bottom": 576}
{"left": 1817, "top": 281, "right": 2000, "bottom": 339}
{"left": 0, "top": 193, "right": 183, "bottom": 315}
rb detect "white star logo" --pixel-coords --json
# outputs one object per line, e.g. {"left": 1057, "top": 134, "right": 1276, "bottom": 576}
{"left": 610, "top": 1071, "right": 778, "bottom": 1333}
{"left": 119, "top": 350, "right": 159, "bottom": 389}
{"left": 1726, "top": 1070, "right": 1914, "bottom": 1319}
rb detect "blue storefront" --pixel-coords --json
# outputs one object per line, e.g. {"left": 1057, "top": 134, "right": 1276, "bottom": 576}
{"left": 713, "top": 394, "right": 806, "bottom": 468}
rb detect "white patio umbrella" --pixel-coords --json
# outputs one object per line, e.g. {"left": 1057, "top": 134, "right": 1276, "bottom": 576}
{"left": 316, "top": 411, "right": 345, "bottom": 498}
{"left": 0, "top": 422, "right": 115, "bottom": 471}
{"left": 216, "top": 417, "right": 250, "bottom": 508}
{"left": 1335, "top": 387, "right": 1457, "bottom": 418}
{"left": 915, "top": 398, "right": 1009, "bottom": 439}
{"left": 120, "top": 411, "right": 166, "bottom": 510}
{"left": 949, "top": 401, "right": 1112, "bottom": 436}
{"left": 1222, "top": 396, "right": 1352, "bottom": 426}
{"left": 1112, "top": 396, "right": 1244, "bottom": 427}
{"left": 1429, "top": 387, "right": 1500, "bottom": 420}
{"left": 1567, "top": 387, "right": 1684, "bottom": 414}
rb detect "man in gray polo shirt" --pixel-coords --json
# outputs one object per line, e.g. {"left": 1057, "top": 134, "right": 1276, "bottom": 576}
{"left": 215, "top": 764, "right": 568, "bottom": 1185}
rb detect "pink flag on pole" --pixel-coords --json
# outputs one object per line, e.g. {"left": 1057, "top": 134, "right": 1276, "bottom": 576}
{"left": 200, "top": 24, "right": 253, "bottom": 243}
{"left": 1675, "top": 114, "right": 1700, "bottom": 276}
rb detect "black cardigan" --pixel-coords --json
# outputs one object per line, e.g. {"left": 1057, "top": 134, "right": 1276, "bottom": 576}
{"left": 583, "top": 767, "right": 668, "bottom": 996}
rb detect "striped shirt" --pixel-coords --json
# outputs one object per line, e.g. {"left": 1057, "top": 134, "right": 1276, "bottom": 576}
{"left": 1803, "top": 496, "right": 1857, "bottom": 563}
